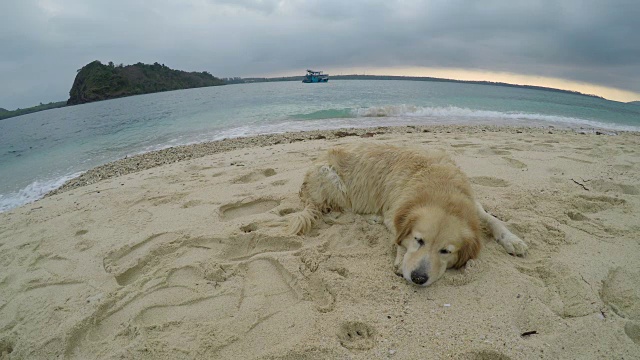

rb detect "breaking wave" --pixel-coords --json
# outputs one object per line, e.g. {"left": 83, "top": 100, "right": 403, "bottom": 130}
{"left": 0, "top": 172, "right": 83, "bottom": 213}
{"left": 290, "top": 105, "right": 640, "bottom": 131}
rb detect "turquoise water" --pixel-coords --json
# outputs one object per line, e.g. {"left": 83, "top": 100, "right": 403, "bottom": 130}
{"left": 1, "top": 80, "right": 639, "bottom": 212}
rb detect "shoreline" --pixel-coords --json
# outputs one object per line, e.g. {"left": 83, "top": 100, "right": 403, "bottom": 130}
{"left": 45, "top": 124, "right": 634, "bottom": 198}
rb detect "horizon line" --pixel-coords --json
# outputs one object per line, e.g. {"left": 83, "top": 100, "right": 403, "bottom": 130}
{"left": 237, "top": 74, "right": 614, "bottom": 101}
{"left": 257, "top": 66, "right": 640, "bottom": 103}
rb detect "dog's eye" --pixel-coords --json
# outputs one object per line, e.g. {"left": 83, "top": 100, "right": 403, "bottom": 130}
{"left": 439, "top": 248, "right": 451, "bottom": 254}
{"left": 415, "top": 238, "right": 425, "bottom": 246}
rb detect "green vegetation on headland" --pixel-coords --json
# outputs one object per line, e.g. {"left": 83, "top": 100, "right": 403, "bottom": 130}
{"left": 225, "top": 74, "right": 606, "bottom": 99}
{"left": 67, "top": 61, "right": 225, "bottom": 105}
{"left": 2, "top": 61, "right": 225, "bottom": 119}
{"left": 0, "top": 101, "right": 67, "bottom": 120}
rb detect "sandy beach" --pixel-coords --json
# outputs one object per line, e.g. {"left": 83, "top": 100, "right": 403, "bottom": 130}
{"left": 1, "top": 125, "right": 639, "bottom": 359}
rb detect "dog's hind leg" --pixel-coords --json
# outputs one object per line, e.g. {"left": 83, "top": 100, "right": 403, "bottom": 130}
{"left": 476, "top": 202, "right": 528, "bottom": 256}
{"left": 290, "top": 164, "right": 350, "bottom": 235}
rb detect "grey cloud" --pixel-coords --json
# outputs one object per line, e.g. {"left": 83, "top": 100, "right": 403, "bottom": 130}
{"left": 1, "top": 0, "right": 638, "bottom": 108}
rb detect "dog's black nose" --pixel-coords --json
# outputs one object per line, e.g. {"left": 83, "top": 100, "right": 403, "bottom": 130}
{"left": 410, "top": 271, "right": 429, "bottom": 285}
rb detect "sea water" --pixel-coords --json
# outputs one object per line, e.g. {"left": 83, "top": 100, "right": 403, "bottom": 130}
{"left": 1, "top": 80, "right": 639, "bottom": 212}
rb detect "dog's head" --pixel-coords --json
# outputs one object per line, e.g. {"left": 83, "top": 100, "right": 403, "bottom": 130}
{"left": 394, "top": 204, "right": 481, "bottom": 286}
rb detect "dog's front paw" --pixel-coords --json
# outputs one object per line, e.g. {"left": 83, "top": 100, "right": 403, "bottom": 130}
{"left": 498, "top": 232, "right": 528, "bottom": 256}
{"left": 393, "top": 266, "right": 404, "bottom": 278}
{"left": 393, "top": 245, "right": 407, "bottom": 278}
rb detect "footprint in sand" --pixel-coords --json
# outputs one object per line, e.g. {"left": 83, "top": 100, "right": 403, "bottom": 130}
{"left": 612, "top": 164, "right": 633, "bottom": 171}
{"left": 271, "top": 179, "right": 288, "bottom": 186}
{"left": 181, "top": 199, "right": 204, "bottom": 208}
{"left": 240, "top": 222, "right": 258, "bottom": 233}
{"left": 142, "top": 258, "right": 311, "bottom": 359}
{"left": 211, "top": 259, "right": 314, "bottom": 358}
{"left": 296, "top": 248, "right": 335, "bottom": 312}
{"left": 137, "top": 259, "right": 301, "bottom": 327}
{"left": 69, "top": 233, "right": 319, "bottom": 358}
{"left": 561, "top": 210, "right": 617, "bottom": 241}
{"left": 236, "top": 207, "right": 299, "bottom": 234}
{"left": 558, "top": 155, "right": 593, "bottom": 164}
{"left": 73, "top": 230, "right": 94, "bottom": 251}
{"left": 502, "top": 157, "right": 527, "bottom": 169}
{"left": 1, "top": 281, "right": 83, "bottom": 346}
{"left": 513, "top": 295, "right": 561, "bottom": 335}
{"left": 516, "top": 261, "right": 599, "bottom": 318}
{"left": 102, "top": 232, "right": 183, "bottom": 286}
{"left": 600, "top": 268, "right": 640, "bottom": 320}
{"left": 0, "top": 339, "right": 14, "bottom": 358}
{"left": 104, "top": 231, "right": 304, "bottom": 288}
{"left": 479, "top": 147, "right": 511, "bottom": 156}
{"left": 223, "top": 233, "right": 303, "bottom": 261}
{"left": 456, "top": 349, "right": 512, "bottom": 360}
{"left": 569, "top": 194, "right": 626, "bottom": 214}
{"left": 232, "top": 168, "right": 277, "bottom": 184}
{"left": 306, "top": 277, "right": 335, "bottom": 313}
{"left": 131, "top": 192, "right": 188, "bottom": 207}
{"left": 601, "top": 268, "right": 640, "bottom": 345}
{"left": 450, "top": 143, "right": 479, "bottom": 148}
{"left": 269, "top": 348, "right": 345, "bottom": 359}
{"left": 624, "top": 322, "right": 640, "bottom": 344}
{"left": 219, "top": 198, "right": 280, "bottom": 221}
{"left": 337, "top": 321, "right": 376, "bottom": 350}
{"left": 31, "top": 254, "right": 75, "bottom": 275}
{"left": 588, "top": 180, "right": 639, "bottom": 195}
{"left": 109, "top": 207, "right": 153, "bottom": 229}
{"left": 469, "top": 176, "right": 510, "bottom": 188}
{"left": 566, "top": 211, "right": 589, "bottom": 221}
{"left": 65, "top": 285, "right": 215, "bottom": 358}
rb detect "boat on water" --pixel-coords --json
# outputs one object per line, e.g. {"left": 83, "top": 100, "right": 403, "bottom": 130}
{"left": 302, "top": 69, "right": 329, "bottom": 83}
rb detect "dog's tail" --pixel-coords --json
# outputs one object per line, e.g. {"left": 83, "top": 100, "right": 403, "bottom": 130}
{"left": 289, "top": 204, "right": 321, "bottom": 235}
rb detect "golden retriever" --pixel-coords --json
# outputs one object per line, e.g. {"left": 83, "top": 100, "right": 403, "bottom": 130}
{"left": 290, "top": 143, "right": 527, "bottom": 286}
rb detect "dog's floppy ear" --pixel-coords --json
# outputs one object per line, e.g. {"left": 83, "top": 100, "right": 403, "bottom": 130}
{"left": 453, "top": 235, "right": 481, "bottom": 268}
{"left": 394, "top": 204, "right": 416, "bottom": 245}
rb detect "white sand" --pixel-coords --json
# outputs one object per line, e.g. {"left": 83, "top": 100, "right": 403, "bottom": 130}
{"left": 1, "top": 126, "right": 639, "bottom": 359}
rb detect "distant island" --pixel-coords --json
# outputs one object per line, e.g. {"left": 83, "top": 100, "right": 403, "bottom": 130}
{"left": 67, "top": 61, "right": 225, "bottom": 105}
{"left": 629, "top": 101, "right": 640, "bottom": 106}
{"left": 0, "top": 101, "right": 67, "bottom": 120}
{"left": 224, "top": 74, "right": 607, "bottom": 99}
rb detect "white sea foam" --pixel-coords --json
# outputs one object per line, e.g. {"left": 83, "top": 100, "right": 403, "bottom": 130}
{"left": 0, "top": 172, "right": 84, "bottom": 213}
{"left": 224, "top": 105, "right": 639, "bottom": 137}
{"left": 349, "top": 105, "right": 640, "bottom": 131}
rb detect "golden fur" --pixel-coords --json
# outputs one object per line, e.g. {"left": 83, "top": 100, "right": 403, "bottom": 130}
{"left": 290, "top": 143, "right": 527, "bottom": 286}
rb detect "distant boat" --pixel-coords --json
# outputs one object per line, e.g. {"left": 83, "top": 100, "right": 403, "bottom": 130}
{"left": 302, "top": 69, "right": 329, "bottom": 83}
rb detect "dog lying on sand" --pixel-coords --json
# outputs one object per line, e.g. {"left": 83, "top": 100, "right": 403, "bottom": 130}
{"left": 290, "top": 143, "right": 527, "bottom": 286}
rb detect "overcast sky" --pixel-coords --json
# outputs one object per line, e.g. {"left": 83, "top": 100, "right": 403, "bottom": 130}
{"left": 1, "top": 0, "right": 639, "bottom": 109}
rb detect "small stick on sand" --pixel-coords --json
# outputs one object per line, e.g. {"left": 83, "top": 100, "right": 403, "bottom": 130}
{"left": 571, "top": 178, "right": 590, "bottom": 191}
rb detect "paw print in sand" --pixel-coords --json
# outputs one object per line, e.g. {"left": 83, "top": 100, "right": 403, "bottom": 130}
{"left": 337, "top": 321, "right": 375, "bottom": 350}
